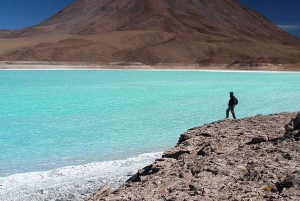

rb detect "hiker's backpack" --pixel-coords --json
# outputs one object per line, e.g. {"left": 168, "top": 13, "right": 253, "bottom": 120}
{"left": 235, "top": 98, "right": 238, "bottom": 105}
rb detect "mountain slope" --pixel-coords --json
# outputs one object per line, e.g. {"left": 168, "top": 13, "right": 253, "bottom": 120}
{"left": 1, "top": 0, "right": 300, "bottom": 66}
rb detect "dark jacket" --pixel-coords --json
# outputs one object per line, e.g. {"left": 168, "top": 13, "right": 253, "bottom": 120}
{"left": 228, "top": 95, "right": 237, "bottom": 107}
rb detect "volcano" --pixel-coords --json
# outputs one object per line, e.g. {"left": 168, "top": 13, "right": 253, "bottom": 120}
{"left": 1, "top": 0, "right": 300, "bottom": 66}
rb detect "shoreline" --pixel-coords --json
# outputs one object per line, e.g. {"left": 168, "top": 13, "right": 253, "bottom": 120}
{"left": 1, "top": 61, "right": 300, "bottom": 72}
{"left": 0, "top": 65, "right": 298, "bottom": 200}
{"left": 0, "top": 152, "right": 162, "bottom": 201}
{"left": 1, "top": 64, "right": 300, "bottom": 73}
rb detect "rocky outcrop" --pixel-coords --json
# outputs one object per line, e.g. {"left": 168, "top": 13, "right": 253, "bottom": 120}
{"left": 285, "top": 112, "right": 300, "bottom": 133}
{"left": 89, "top": 112, "right": 300, "bottom": 201}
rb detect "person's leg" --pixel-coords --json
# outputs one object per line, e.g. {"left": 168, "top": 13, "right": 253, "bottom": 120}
{"left": 231, "top": 107, "right": 236, "bottom": 119}
{"left": 226, "top": 107, "right": 230, "bottom": 118}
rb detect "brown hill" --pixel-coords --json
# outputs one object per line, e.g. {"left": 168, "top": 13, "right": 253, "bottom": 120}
{"left": 1, "top": 0, "right": 300, "bottom": 66}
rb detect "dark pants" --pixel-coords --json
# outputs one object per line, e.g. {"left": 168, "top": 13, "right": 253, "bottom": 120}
{"left": 226, "top": 106, "right": 236, "bottom": 119}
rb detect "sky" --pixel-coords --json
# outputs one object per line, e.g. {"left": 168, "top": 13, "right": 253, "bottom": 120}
{"left": 238, "top": 0, "right": 300, "bottom": 37}
{"left": 0, "top": 0, "right": 299, "bottom": 37}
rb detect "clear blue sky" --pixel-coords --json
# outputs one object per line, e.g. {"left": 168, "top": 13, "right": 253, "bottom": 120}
{"left": 0, "top": 0, "right": 299, "bottom": 37}
{"left": 0, "top": 0, "right": 74, "bottom": 29}
{"left": 238, "top": 0, "right": 300, "bottom": 37}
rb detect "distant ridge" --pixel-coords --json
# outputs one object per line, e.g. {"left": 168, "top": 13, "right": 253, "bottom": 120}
{"left": 1, "top": 0, "right": 300, "bottom": 66}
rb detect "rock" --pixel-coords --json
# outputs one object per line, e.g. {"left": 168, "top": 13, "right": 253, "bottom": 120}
{"left": 247, "top": 135, "right": 268, "bottom": 144}
{"left": 86, "top": 185, "right": 111, "bottom": 201}
{"left": 88, "top": 112, "right": 300, "bottom": 201}
{"left": 284, "top": 112, "right": 300, "bottom": 131}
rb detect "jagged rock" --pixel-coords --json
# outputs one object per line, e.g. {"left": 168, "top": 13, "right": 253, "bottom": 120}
{"left": 87, "top": 186, "right": 111, "bottom": 201}
{"left": 247, "top": 135, "right": 268, "bottom": 144}
{"left": 89, "top": 112, "right": 300, "bottom": 201}
{"left": 285, "top": 112, "right": 300, "bottom": 131}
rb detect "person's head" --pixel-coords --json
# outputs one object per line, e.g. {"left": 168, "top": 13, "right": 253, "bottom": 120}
{"left": 230, "top": 92, "right": 234, "bottom": 97}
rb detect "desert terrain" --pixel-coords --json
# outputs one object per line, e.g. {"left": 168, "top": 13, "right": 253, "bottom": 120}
{"left": 1, "top": 0, "right": 300, "bottom": 70}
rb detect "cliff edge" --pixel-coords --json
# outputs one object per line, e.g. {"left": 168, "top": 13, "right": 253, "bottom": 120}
{"left": 88, "top": 112, "right": 300, "bottom": 200}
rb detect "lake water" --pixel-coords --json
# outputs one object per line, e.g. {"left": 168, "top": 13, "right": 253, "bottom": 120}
{"left": 0, "top": 70, "right": 299, "bottom": 177}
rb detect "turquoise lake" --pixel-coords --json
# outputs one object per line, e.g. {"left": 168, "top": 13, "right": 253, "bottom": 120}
{"left": 0, "top": 70, "right": 299, "bottom": 177}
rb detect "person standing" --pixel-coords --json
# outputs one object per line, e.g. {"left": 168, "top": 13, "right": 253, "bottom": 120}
{"left": 226, "top": 92, "right": 238, "bottom": 119}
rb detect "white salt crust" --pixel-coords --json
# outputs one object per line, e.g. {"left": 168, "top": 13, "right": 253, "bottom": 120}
{"left": 0, "top": 152, "right": 162, "bottom": 201}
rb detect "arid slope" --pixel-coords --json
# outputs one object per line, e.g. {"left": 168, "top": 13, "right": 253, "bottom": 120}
{"left": 1, "top": 0, "right": 300, "bottom": 66}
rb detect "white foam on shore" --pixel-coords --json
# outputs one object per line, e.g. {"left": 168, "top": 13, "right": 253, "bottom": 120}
{"left": 0, "top": 152, "right": 162, "bottom": 201}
